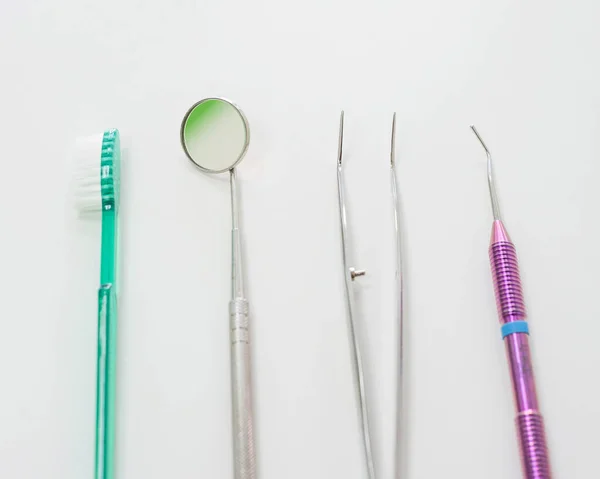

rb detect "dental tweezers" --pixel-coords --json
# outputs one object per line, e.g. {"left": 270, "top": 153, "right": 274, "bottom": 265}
{"left": 336, "top": 112, "right": 404, "bottom": 479}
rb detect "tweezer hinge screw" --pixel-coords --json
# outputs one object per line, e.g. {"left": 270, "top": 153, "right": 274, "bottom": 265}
{"left": 350, "top": 268, "right": 366, "bottom": 280}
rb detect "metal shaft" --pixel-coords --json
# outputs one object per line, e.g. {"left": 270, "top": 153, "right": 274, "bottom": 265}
{"left": 489, "top": 220, "right": 551, "bottom": 479}
{"left": 231, "top": 169, "right": 245, "bottom": 300}
{"left": 229, "top": 169, "right": 256, "bottom": 479}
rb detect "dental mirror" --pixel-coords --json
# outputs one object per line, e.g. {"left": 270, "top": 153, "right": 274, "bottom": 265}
{"left": 180, "top": 97, "right": 257, "bottom": 479}
{"left": 180, "top": 97, "right": 250, "bottom": 173}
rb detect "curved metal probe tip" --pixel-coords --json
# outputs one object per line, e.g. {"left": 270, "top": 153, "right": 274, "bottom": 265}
{"left": 470, "top": 125, "right": 502, "bottom": 221}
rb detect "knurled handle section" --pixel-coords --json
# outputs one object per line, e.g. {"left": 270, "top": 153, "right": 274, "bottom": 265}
{"left": 516, "top": 411, "right": 552, "bottom": 479}
{"left": 230, "top": 299, "right": 250, "bottom": 345}
{"left": 229, "top": 299, "right": 256, "bottom": 479}
{"left": 489, "top": 241, "right": 526, "bottom": 323}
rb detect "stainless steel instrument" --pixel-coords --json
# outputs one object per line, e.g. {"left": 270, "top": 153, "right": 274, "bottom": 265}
{"left": 181, "top": 97, "right": 256, "bottom": 479}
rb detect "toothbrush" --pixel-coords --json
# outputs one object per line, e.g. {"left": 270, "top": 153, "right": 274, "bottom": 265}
{"left": 73, "top": 129, "right": 121, "bottom": 479}
{"left": 470, "top": 126, "right": 552, "bottom": 478}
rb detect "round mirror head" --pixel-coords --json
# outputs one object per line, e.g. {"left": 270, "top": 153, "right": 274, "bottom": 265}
{"left": 180, "top": 98, "right": 250, "bottom": 173}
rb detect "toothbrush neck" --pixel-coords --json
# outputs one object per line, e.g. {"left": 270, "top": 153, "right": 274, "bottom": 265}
{"left": 100, "top": 206, "right": 117, "bottom": 286}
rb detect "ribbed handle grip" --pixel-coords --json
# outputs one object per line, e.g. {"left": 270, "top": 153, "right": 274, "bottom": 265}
{"left": 489, "top": 241, "right": 526, "bottom": 323}
{"left": 229, "top": 298, "right": 256, "bottom": 479}
{"left": 489, "top": 235, "right": 552, "bottom": 479}
{"left": 516, "top": 411, "right": 552, "bottom": 478}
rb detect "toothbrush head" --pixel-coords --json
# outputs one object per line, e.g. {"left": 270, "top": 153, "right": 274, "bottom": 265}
{"left": 72, "top": 129, "right": 121, "bottom": 215}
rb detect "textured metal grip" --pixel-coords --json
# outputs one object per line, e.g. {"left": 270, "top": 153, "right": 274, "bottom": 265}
{"left": 229, "top": 298, "right": 256, "bottom": 479}
{"left": 489, "top": 241, "right": 526, "bottom": 322}
{"left": 489, "top": 236, "right": 552, "bottom": 479}
{"left": 516, "top": 411, "right": 551, "bottom": 478}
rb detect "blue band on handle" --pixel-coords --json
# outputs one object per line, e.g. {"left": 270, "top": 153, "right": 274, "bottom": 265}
{"left": 501, "top": 321, "right": 529, "bottom": 339}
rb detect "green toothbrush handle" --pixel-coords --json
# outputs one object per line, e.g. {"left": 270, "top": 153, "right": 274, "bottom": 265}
{"left": 95, "top": 284, "right": 117, "bottom": 479}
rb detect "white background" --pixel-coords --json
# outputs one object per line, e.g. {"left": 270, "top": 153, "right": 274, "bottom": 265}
{"left": 1, "top": 0, "right": 599, "bottom": 478}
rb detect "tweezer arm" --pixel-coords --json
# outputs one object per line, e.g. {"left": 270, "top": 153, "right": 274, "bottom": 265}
{"left": 337, "top": 161, "right": 376, "bottom": 479}
{"left": 390, "top": 159, "right": 404, "bottom": 479}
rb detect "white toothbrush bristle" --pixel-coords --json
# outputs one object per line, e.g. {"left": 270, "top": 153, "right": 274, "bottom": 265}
{"left": 71, "top": 134, "right": 104, "bottom": 215}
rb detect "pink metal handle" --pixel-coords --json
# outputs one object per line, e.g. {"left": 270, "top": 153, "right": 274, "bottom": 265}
{"left": 489, "top": 220, "right": 552, "bottom": 479}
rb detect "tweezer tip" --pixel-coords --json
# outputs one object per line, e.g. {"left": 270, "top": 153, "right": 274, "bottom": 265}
{"left": 390, "top": 113, "right": 397, "bottom": 166}
{"left": 337, "top": 110, "right": 345, "bottom": 165}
